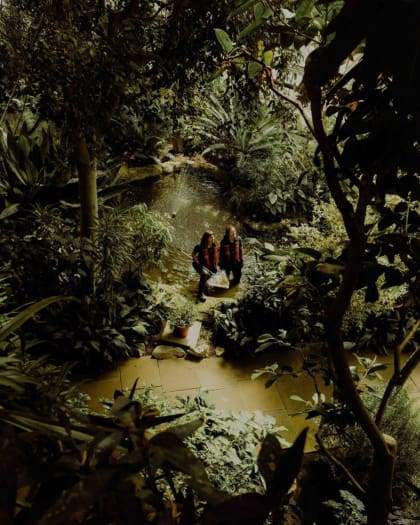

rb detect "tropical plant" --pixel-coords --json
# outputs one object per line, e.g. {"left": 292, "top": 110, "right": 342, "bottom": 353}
{"left": 0, "top": 203, "right": 171, "bottom": 369}
{"left": 96, "top": 203, "right": 173, "bottom": 304}
{"left": 167, "top": 297, "right": 196, "bottom": 328}
{"left": 214, "top": 244, "right": 329, "bottom": 358}
{"left": 0, "top": 116, "right": 72, "bottom": 216}
{"left": 0, "top": 296, "right": 84, "bottom": 415}
{"left": 193, "top": 93, "right": 286, "bottom": 163}
{"left": 189, "top": 88, "right": 319, "bottom": 221}
{"left": 106, "top": 94, "right": 172, "bottom": 165}
{"left": 0, "top": 364, "right": 310, "bottom": 525}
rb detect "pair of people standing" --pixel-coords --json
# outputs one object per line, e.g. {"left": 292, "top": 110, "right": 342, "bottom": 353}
{"left": 192, "top": 225, "right": 243, "bottom": 302}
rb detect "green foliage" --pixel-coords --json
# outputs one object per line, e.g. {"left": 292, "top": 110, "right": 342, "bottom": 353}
{"left": 106, "top": 97, "right": 172, "bottom": 165}
{"left": 137, "top": 387, "right": 290, "bottom": 496}
{"left": 0, "top": 203, "right": 172, "bottom": 369}
{"left": 319, "top": 387, "right": 420, "bottom": 510}
{"left": 166, "top": 296, "right": 196, "bottom": 327}
{"left": 0, "top": 204, "right": 88, "bottom": 304}
{"left": 96, "top": 203, "right": 173, "bottom": 303}
{"left": 322, "top": 489, "right": 366, "bottom": 525}
{"left": 0, "top": 117, "right": 72, "bottom": 214}
{"left": 0, "top": 377, "right": 308, "bottom": 525}
{"left": 214, "top": 252, "right": 325, "bottom": 357}
{"left": 194, "top": 93, "right": 287, "bottom": 162}
{"left": 0, "top": 299, "right": 86, "bottom": 416}
{"left": 189, "top": 89, "right": 318, "bottom": 221}
{"left": 287, "top": 200, "right": 418, "bottom": 354}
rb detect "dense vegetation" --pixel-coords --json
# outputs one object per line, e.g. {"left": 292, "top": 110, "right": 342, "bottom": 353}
{"left": 0, "top": 1, "right": 419, "bottom": 524}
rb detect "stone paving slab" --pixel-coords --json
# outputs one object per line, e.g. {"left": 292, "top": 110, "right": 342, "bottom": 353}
{"left": 160, "top": 320, "right": 201, "bottom": 349}
{"left": 79, "top": 345, "right": 419, "bottom": 455}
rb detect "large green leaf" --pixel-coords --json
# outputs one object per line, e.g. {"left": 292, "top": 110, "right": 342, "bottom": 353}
{"left": 258, "top": 428, "right": 308, "bottom": 497}
{"left": 0, "top": 295, "right": 77, "bottom": 342}
{"left": 247, "top": 61, "right": 262, "bottom": 79}
{"left": 296, "top": 0, "right": 317, "bottom": 20}
{"left": 238, "top": 19, "right": 264, "bottom": 41}
{"left": 214, "top": 28, "right": 234, "bottom": 54}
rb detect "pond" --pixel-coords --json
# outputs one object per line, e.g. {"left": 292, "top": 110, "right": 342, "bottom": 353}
{"left": 125, "top": 168, "right": 250, "bottom": 299}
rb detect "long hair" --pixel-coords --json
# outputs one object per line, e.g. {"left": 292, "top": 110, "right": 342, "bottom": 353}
{"left": 223, "top": 225, "right": 237, "bottom": 241}
{"left": 200, "top": 230, "right": 218, "bottom": 248}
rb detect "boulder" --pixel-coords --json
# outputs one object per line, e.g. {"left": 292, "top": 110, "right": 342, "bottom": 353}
{"left": 152, "top": 345, "right": 186, "bottom": 360}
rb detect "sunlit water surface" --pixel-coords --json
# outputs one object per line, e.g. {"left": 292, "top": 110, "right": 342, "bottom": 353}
{"left": 125, "top": 170, "right": 249, "bottom": 298}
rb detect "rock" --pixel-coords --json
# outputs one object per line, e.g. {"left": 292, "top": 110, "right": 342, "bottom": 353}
{"left": 152, "top": 345, "right": 186, "bottom": 360}
{"left": 215, "top": 346, "right": 225, "bottom": 357}
{"left": 186, "top": 346, "right": 208, "bottom": 359}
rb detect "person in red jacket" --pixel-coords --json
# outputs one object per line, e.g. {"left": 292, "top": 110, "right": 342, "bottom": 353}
{"left": 192, "top": 231, "right": 219, "bottom": 302}
{"left": 219, "top": 225, "right": 243, "bottom": 285}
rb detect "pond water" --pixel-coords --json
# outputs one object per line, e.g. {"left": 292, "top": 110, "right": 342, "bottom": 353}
{"left": 126, "top": 169, "right": 249, "bottom": 299}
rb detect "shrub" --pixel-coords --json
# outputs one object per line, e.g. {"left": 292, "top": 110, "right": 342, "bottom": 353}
{"left": 319, "top": 387, "right": 420, "bottom": 511}
{"left": 287, "top": 200, "right": 415, "bottom": 354}
{"left": 188, "top": 90, "right": 319, "bottom": 221}
{"left": 0, "top": 203, "right": 172, "bottom": 370}
{"left": 214, "top": 255, "right": 325, "bottom": 358}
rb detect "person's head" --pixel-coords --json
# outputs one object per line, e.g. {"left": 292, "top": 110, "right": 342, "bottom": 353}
{"left": 225, "top": 225, "right": 237, "bottom": 241}
{"left": 200, "top": 230, "right": 216, "bottom": 247}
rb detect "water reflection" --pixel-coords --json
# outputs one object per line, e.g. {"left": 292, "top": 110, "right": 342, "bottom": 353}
{"left": 126, "top": 169, "right": 246, "bottom": 299}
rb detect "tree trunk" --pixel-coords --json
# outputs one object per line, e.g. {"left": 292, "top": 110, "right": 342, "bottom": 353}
{"left": 367, "top": 435, "right": 397, "bottom": 525}
{"left": 307, "top": 86, "right": 396, "bottom": 525}
{"left": 75, "top": 135, "right": 98, "bottom": 240}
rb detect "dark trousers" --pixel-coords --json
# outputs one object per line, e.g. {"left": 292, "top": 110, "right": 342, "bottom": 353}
{"left": 223, "top": 263, "right": 242, "bottom": 284}
{"left": 193, "top": 261, "right": 210, "bottom": 295}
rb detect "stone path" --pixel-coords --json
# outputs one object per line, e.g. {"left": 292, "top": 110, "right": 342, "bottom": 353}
{"left": 79, "top": 346, "right": 420, "bottom": 453}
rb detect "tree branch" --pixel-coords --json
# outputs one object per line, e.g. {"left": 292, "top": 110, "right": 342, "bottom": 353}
{"left": 315, "top": 433, "right": 367, "bottom": 500}
{"left": 376, "top": 320, "right": 420, "bottom": 426}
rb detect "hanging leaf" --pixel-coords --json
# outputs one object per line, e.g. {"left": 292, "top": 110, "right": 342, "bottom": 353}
{"left": 262, "top": 50, "right": 273, "bottom": 66}
{"left": 17, "top": 135, "right": 31, "bottom": 158}
{"left": 293, "top": 247, "right": 322, "bottom": 259}
{"left": 228, "top": 0, "right": 261, "bottom": 19}
{"left": 290, "top": 395, "right": 306, "bottom": 403}
{"left": 0, "top": 203, "right": 20, "bottom": 219}
{"left": 254, "top": 2, "right": 264, "bottom": 20}
{"left": 207, "top": 65, "right": 227, "bottom": 82}
{"left": 214, "top": 28, "right": 234, "bottom": 54}
{"left": 316, "top": 262, "right": 344, "bottom": 275}
{"left": 296, "top": 0, "right": 317, "bottom": 20}
{"left": 268, "top": 192, "right": 278, "bottom": 205}
{"left": 257, "top": 433, "right": 283, "bottom": 488}
{"left": 258, "top": 428, "right": 308, "bottom": 497}
{"left": 261, "top": 7, "right": 274, "bottom": 19}
{"left": 238, "top": 19, "right": 264, "bottom": 41}
{"left": 247, "top": 61, "right": 262, "bottom": 79}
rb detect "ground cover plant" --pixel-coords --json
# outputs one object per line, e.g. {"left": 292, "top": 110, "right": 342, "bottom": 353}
{"left": 0, "top": 202, "right": 172, "bottom": 370}
{"left": 0, "top": 303, "right": 310, "bottom": 525}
